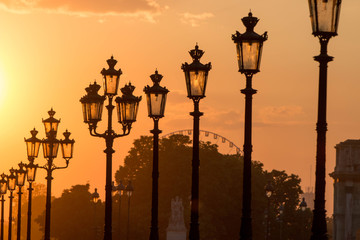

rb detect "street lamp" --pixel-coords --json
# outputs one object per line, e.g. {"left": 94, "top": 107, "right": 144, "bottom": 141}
{"left": 24, "top": 128, "right": 40, "bottom": 240}
{"left": 279, "top": 204, "right": 284, "bottom": 240}
{"left": 112, "top": 181, "right": 125, "bottom": 240}
{"left": 300, "top": 197, "right": 307, "bottom": 212}
{"left": 91, "top": 188, "right": 100, "bottom": 240}
{"left": 25, "top": 160, "right": 37, "bottom": 240}
{"left": 24, "top": 110, "right": 75, "bottom": 240}
{"left": 232, "top": 12, "right": 267, "bottom": 240}
{"left": 7, "top": 168, "right": 16, "bottom": 240}
{"left": 307, "top": 0, "right": 342, "bottom": 239}
{"left": 15, "top": 162, "right": 26, "bottom": 240}
{"left": 144, "top": 69, "right": 169, "bottom": 240}
{"left": 80, "top": 56, "right": 141, "bottom": 240}
{"left": 125, "top": 181, "right": 133, "bottom": 240}
{"left": 181, "top": 44, "right": 211, "bottom": 240}
{"left": 264, "top": 181, "right": 274, "bottom": 240}
{"left": 0, "top": 174, "right": 7, "bottom": 240}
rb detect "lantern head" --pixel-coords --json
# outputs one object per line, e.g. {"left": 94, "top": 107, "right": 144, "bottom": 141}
{"left": 181, "top": 44, "right": 211, "bottom": 100}
{"left": 101, "top": 56, "right": 122, "bottom": 96}
{"left": 80, "top": 81, "right": 106, "bottom": 126}
{"left": 232, "top": 12, "right": 268, "bottom": 74}
{"left": 144, "top": 70, "right": 169, "bottom": 119}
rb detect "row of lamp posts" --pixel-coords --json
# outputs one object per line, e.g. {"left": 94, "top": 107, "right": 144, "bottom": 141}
{"left": 0, "top": 109, "right": 74, "bottom": 240}
{"left": 0, "top": 1, "right": 339, "bottom": 239}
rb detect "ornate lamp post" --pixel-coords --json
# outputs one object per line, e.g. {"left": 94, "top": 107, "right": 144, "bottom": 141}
{"left": 15, "top": 163, "right": 26, "bottom": 240}
{"left": 91, "top": 188, "right": 100, "bottom": 240}
{"left": 264, "top": 181, "right": 274, "bottom": 240}
{"left": 24, "top": 128, "right": 40, "bottom": 240}
{"left": 181, "top": 44, "right": 211, "bottom": 240}
{"left": 300, "top": 197, "right": 307, "bottom": 212}
{"left": 279, "top": 204, "right": 284, "bottom": 240}
{"left": 112, "top": 181, "right": 125, "bottom": 240}
{"left": 125, "top": 181, "right": 133, "bottom": 240}
{"left": 7, "top": 169, "right": 16, "bottom": 240}
{"left": 25, "top": 110, "right": 75, "bottom": 240}
{"left": 232, "top": 12, "right": 267, "bottom": 240}
{"left": 80, "top": 56, "right": 141, "bottom": 240}
{"left": 144, "top": 69, "right": 169, "bottom": 240}
{"left": 307, "top": 1, "right": 342, "bottom": 239}
{"left": 0, "top": 174, "right": 7, "bottom": 240}
{"left": 25, "top": 160, "right": 37, "bottom": 240}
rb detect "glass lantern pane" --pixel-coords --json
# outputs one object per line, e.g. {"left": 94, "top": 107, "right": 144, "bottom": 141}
{"left": 315, "top": 0, "right": 338, "bottom": 33}
{"left": 44, "top": 122, "right": 59, "bottom": 136}
{"left": 0, "top": 182, "right": 7, "bottom": 195}
{"left": 149, "top": 93, "right": 164, "bottom": 116}
{"left": 27, "top": 167, "right": 36, "bottom": 182}
{"left": 125, "top": 103, "right": 135, "bottom": 121}
{"left": 104, "top": 75, "right": 119, "bottom": 95}
{"left": 42, "top": 142, "right": 59, "bottom": 158}
{"left": 236, "top": 42, "right": 242, "bottom": 71}
{"left": 26, "top": 141, "right": 41, "bottom": 158}
{"left": 61, "top": 143, "right": 73, "bottom": 159}
{"left": 146, "top": 94, "right": 151, "bottom": 116}
{"left": 189, "top": 70, "right": 206, "bottom": 96}
{"left": 242, "top": 41, "right": 260, "bottom": 70}
{"left": 8, "top": 178, "right": 16, "bottom": 191}
{"left": 16, "top": 172, "right": 26, "bottom": 186}
{"left": 82, "top": 103, "right": 88, "bottom": 122}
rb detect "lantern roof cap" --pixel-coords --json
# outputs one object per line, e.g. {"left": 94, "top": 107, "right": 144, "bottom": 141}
{"left": 101, "top": 55, "right": 122, "bottom": 77}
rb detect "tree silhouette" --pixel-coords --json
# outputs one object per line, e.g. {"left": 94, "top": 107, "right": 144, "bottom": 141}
{"left": 114, "top": 134, "right": 311, "bottom": 240}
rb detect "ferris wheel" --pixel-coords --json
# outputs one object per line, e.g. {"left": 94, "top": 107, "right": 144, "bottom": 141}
{"left": 162, "top": 129, "right": 242, "bottom": 156}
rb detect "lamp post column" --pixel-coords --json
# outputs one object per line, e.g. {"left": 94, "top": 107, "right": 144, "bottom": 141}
{"left": 240, "top": 74, "right": 256, "bottom": 240}
{"left": 311, "top": 37, "right": 332, "bottom": 240}
{"left": 16, "top": 187, "right": 22, "bottom": 240}
{"left": 189, "top": 99, "right": 202, "bottom": 240}
{"left": 8, "top": 191, "right": 13, "bottom": 240}
{"left": 149, "top": 119, "right": 161, "bottom": 240}
{"left": 44, "top": 164, "right": 53, "bottom": 240}
{"left": 0, "top": 195, "right": 4, "bottom": 240}
{"left": 26, "top": 182, "right": 33, "bottom": 240}
{"left": 104, "top": 97, "right": 115, "bottom": 240}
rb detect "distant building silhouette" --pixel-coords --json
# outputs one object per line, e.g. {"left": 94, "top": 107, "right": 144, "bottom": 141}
{"left": 301, "top": 187, "right": 315, "bottom": 210}
{"left": 330, "top": 139, "right": 360, "bottom": 240}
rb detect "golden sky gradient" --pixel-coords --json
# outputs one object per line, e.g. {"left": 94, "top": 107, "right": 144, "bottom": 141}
{"left": 0, "top": 0, "right": 359, "bottom": 216}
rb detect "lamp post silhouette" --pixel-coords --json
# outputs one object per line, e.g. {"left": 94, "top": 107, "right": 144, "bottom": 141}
{"left": 91, "top": 188, "right": 100, "bottom": 240}
{"left": 80, "top": 56, "right": 141, "bottom": 240}
{"left": 7, "top": 169, "right": 16, "bottom": 240}
{"left": 24, "top": 159, "right": 38, "bottom": 240}
{"left": 24, "top": 128, "right": 40, "bottom": 240}
{"left": 264, "top": 181, "right": 274, "bottom": 240}
{"left": 0, "top": 174, "right": 8, "bottom": 240}
{"left": 25, "top": 110, "right": 75, "bottom": 240}
{"left": 181, "top": 44, "right": 211, "bottom": 240}
{"left": 112, "top": 181, "right": 125, "bottom": 240}
{"left": 232, "top": 12, "right": 267, "bottom": 240}
{"left": 125, "top": 181, "right": 133, "bottom": 240}
{"left": 15, "top": 162, "right": 26, "bottom": 240}
{"left": 307, "top": 0, "right": 342, "bottom": 239}
{"left": 144, "top": 69, "right": 169, "bottom": 240}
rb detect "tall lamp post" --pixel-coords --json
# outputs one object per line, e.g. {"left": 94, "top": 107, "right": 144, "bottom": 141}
{"left": 80, "top": 56, "right": 141, "bottom": 240}
{"left": 25, "top": 159, "right": 38, "bottom": 240}
{"left": 125, "top": 181, "right": 133, "bottom": 240}
{"left": 181, "top": 44, "right": 211, "bottom": 240}
{"left": 24, "top": 128, "right": 40, "bottom": 240}
{"left": 115, "top": 181, "right": 125, "bottom": 240}
{"left": 144, "top": 69, "right": 169, "bottom": 240}
{"left": 0, "top": 174, "right": 7, "bottom": 240}
{"left": 15, "top": 163, "right": 26, "bottom": 240}
{"left": 307, "top": 1, "right": 342, "bottom": 239}
{"left": 7, "top": 169, "right": 16, "bottom": 240}
{"left": 24, "top": 110, "right": 75, "bottom": 240}
{"left": 264, "top": 181, "right": 274, "bottom": 240}
{"left": 232, "top": 12, "right": 267, "bottom": 240}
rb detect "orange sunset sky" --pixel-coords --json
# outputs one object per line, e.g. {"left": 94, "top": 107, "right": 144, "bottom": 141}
{"left": 0, "top": 0, "right": 359, "bottom": 216}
